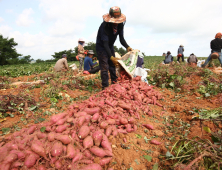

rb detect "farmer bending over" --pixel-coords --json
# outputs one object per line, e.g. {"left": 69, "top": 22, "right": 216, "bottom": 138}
{"left": 83, "top": 50, "right": 100, "bottom": 74}
{"left": 177, "top": 45, "right": 184, "bottom": 63}
{"left": 54, "top": 54, "right": 69, "bottom": 72}
{"left": 201, "top": 32, "right": 222, "bottom": 68}
{"left": 187, "top": 53, "right": 198, "bottom": 65}
{"left": 163, "top": 51, "right": 173, "bottom": 64}
{"left": 96, "top": 6, "right": 132, "bottom": 90}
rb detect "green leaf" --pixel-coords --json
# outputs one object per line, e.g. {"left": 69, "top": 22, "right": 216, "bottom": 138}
{"left": 165, "top": 151, "right": 174, "bottom": 158}
{"left": 40, "top": 127, "right": 46, "bottom": 132}
{"left": 29, "top": 105, "right": 37, "bottom": 111}
{"left": 211, "top": 135, "right": 220, "bottom": 143}
{"left": 1, "top": 128, "right": 11, "bottom": 135}
{"left": 152, "top": 163, "right": 158, "bottom": 170}
{"left": 127, "top": 168, "right": 133, "bottom": 170}
{"left": 203, "top": 126, "right": 211, "bottom": 133}
{"left": 135, "top": 134, "right": 142, "bottom": 139}
{"left": 205, "top": 93, "right": 210, "bottom": 97}
{"left": 143, "top": 155, "right": 152, "bottom": 162}
{"left": 9, "top": 114, "right": 14, "bottom": 118}
{"left": 169, "top": 82, "right": 174, "bottom": 88}
{"left": 144, "top": 136, "right": 149, "bottom": 143}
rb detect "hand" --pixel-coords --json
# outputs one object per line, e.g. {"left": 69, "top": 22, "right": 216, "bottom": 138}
{"left": 96, "top": 60, "right": 99, "bottom": 63}
{"left": 127, "top": 47, "right": 133, "bottom": 52}
{"left": 110, "top": 56, "right": 120, "bottom": 67}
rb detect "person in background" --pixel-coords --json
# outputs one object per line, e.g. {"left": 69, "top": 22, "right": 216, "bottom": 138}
{"left": 187, "top": 53, "right": 198, "bottom": 65}
{"left": 163, "top": 51, "right": 173, "bottom": 64}
{"left": 83, "top": 50, "right": 100, "bottom": 74}
{"left": 78, "top": 38, "right": 87, "bottom": 71}
{"left": 96, "top": 6, "right": 133, "bottom": 90}
{"left": 177, "top": 45, "right": 184, "bottom": 62}
{"left": 54, "top": 54, "right": 69, "bottom": 72}
{"left": 136, "top": 52, "right": 144, "bottom": 68}
{"left": 201, "top": 32, "right": 222, "bottom": 68}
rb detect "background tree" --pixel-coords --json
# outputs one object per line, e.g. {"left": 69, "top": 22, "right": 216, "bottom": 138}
{"left": 0, "top": 34, "right": 22, "bottom": 65}
{"left": 18, "top": 55, "right": 34, "bottom": 64}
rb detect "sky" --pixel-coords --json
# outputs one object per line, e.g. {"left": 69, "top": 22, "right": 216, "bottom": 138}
{"left": 0, "top": 0, "right": 222, "bottom": 60}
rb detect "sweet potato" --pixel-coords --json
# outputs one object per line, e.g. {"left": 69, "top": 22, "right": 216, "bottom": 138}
{"left": 3, "top": 153, "right": 18, "bottom": 164}
{"left": 104, "top": 149, "right": 113, "bottom": 157}
{"left": 101, "top": 135, "right": 112, "bottom": 152}
{"left": 84, "top": 115, "right": 92, "bottom": 123}
{"left": 150, "top": 139, "right": 161, "bottom": 145}
{"left": 56, "top": 117, "right": 67, "bottom": 125}
{"left": 66, "top": 117, "right": 74, "bottom": 123}
{"left": 99, "top": 157, "right": 112, "bottom": 166}
{"left": 45, "top": 126, "right": 52, "bottom": 132}
{"left": 83, "top": 150, "right": 92, "bottom": 159}
{"left": 11, "top": 161, "right": 23, "bottom": 168}
{"left": 27, "top": 125, "right": 36, "bottom": 134}
{"left": 51, "top": 141, "right": 63, "bottom": 157}
{"left": 105, "top": 126, "right": 113, "bottom": 137}
{"left": 79, "top": 163, "right": 102, "bottom": 170}
{"left": 117, "top": 129, "right": 127, "bottom": 134}
{"left": 84, "top": 107, "right": 100, "bottom": 115}
{"left": 125, "top": 124, "right": 132, "bottom": 133}
{"left": 83, "top": 136, "right": 94, "bottom": 149}
{"left": 89, "top": 146, "right": 107, "bottom": 157}
{"left": 47, "top": 132, "right": 55, "bottom": 142}
{"left": 112, "top": 126, "right": 118, "bottom": 137}
{"left": 133, "top": 124, "right": 138, "bottom": 132}
{"left": 74, "top": 111, "right": 87, "bottom": 118}
{"left": 105, "top": 100, "right": 113, "bottom": 106}
{"left": 78, "top": 159, "right": 94, "bottom": 164}
{"left": 78, "top": 116, "right": 86, "bottom": 126}
{"left": 55, "top": 124, "right": 69, "bottom": 133}
{"left": 92, "top": 131, "right": 103, "bottom": 146}
{"left": 38, "top": 165, "right": 47, "bottom": 170}
{"left": 24, "top": 153, "right": 40, "bottom": 168}
{"left": 118, "top": 103, "right": 131, "bottom": 110}
{"left": 10, "top": 150, "right": 25, "bottom": 160}
{"left": 72, "top": 152, "right": 83, "bottom": 163}
{"left": 91, "top": 113, "right": 100, "bottom": 122}
{"left": 78, "top": 126, "right": 90, "bottom": 139}
{"left": 128, "top": 117, "right": 136, "bottom": 124}
{"left": 66, "top": 144, "right": 76, "bottom": 159}
{"left": 107, "top": 119, "right": 116, "bottom": 125}
{"left": 55, "top": 135, "right": 71, "bottom": 145}
{"left": 55, "top": 160, "right": 62, "bottom": 169}
{"left": 100, "top": 121, "right": 108, "bottom": 129}
{"left": 36, "top": 132, "right": 47, "bottom": 139}
{"left": 31, "top": 141, "right": 47, "bottom": 159}
{"left": 143, "top": 124, "right": 154, "bottom": 130}
{"left": 120, "top": 117, "right": 128, "bottom": 125}
{"left": 50, "top": 112, "right": 67, "bottom": 123}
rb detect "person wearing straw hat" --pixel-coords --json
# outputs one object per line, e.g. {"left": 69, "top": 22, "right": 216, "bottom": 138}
{"left": 177, "top": 45, "right": 184, "bottom": 63}
{"left": 83, "top": 50, "right": 100, "bottom": 74}
{"left": 201, "top": 32, "right": 222, "bottom": 68}
{"left": 96, "top": 6, "right": 133, "bottom": 89}
{"left": 54, "top": 54, "right": 69, "bottom": 72}
{"left": 78, "top": 38, "right": 88, "bottom": 71}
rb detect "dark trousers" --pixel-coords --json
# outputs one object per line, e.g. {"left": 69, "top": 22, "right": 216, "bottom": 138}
{"left": 89, "top": 66, "right": 100, "bottom": 74}
{"left": 96, "top": 50, "right": 117, "bottom": 88}
{"left": 177, "top": 54, "right": 184, "bottom": 62}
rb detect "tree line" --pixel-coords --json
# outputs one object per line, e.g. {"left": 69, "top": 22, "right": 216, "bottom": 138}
{"left": 0, "top": 34, "right": 129, "bottom": 65}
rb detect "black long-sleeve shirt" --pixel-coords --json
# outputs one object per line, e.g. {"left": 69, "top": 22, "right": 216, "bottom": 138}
{"left": 96, "top": 21, "right": 129, "bottom": 59}
{"left": 210, "top": 38, "right": 222, "bottom": 52}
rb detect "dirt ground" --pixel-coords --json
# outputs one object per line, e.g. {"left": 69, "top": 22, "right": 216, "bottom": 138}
{"left": 0, "top": 71, "right": 221, "bottom": 170}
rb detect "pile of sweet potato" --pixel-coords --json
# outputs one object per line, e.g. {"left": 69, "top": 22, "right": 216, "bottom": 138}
{"left": 0, "top": 76, "right": 163, "bottom": 170}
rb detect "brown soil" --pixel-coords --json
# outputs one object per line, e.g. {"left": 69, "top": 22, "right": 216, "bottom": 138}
{"left": 0, "top": 71, "right": 221, "bottom": 170}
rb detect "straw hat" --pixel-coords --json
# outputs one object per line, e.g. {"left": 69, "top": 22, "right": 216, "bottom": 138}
{"left": 88, "top": 50, "right": 95, "bottom": 55}
{"left": 103, "top": 6, "right": 126, "bottom": 24}
{"left": 180, "top": 45, "right": 184, "bottom": 47}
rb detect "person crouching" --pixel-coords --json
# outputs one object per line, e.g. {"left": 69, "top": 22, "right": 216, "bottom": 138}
{"left": 163, "top": 51, "right": 173, "bottom": 64}
{"left": 83, "top": 50, "right": 100, "bottom": 74}
{"left": 187, "top": 53, "right": 198, "bottom": 66}
{"left": 54, "top": 54, "right": 69, "bottom": 72}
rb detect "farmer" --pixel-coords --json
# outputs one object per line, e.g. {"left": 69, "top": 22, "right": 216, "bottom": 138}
{"left": 96, "top": 6, "right": 132, "bottom": 89}
{"left": 163, "top": 51, "right": 173, "bottom": 64}
{"left": 136, "top": 52, "right": 144, "bottom": 68}
{"left": 54, "top": 54, "right": 69, "bottom": 72}
{"left": 177, "top": 45, "right": 184, "bottom": 63}
{"left": 187, "top": 53, "right": 198, "bottom": 65}
{"left": 201, "top": 32, "right": 222, "bottom": 68}
{"left": 77, "top": 38, "right": 87, "bottom": 71}
{"left": 83, "top": 50, "right": 100, "bottom": 74}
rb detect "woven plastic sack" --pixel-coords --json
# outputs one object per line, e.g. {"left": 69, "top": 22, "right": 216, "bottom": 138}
{"left": 116, "top": 49, "right": 140, "bottom": 79}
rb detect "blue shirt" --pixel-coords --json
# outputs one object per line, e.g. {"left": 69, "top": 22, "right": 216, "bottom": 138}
{"left": 178, "top": 47, "right": 184, "bottom": 54}
{"left": 96, "top": 21, "right": 124, "bottom": 51}
{"left": 84, "top": 56, "right": 97, "bottom": 71}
